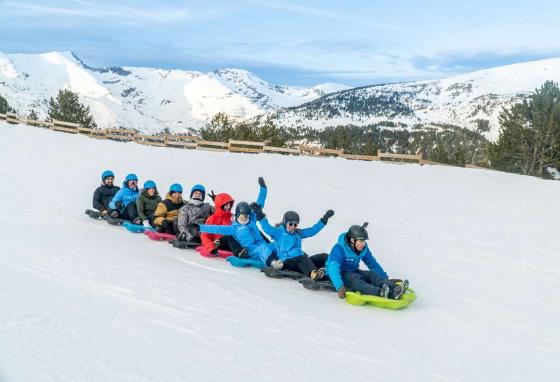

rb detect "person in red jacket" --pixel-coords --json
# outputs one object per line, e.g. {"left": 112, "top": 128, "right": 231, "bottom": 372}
{"left": 200, "top": 192, "right": 242, "bottom": 256}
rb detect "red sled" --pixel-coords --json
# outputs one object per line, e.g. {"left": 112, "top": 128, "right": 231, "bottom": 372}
{"left": 195, "top": 246, "right": 233, "bottom": 259}
{"left": 145, "top": 230, "right": 176, "bottom": 241}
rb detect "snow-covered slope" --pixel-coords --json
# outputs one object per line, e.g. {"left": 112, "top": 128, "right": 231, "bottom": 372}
{"left": 270, "top": 58, "right": 560, "bottom": 140}
{"left": 1, "top": 121, "right": 559, "bottom": 381}
{"left": 0, "top": 51, "right": 348, "bottom": 134}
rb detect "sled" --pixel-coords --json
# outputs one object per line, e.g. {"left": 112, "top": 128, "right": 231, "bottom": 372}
{"left": 169, "top": 240, "right": 201, "bottom": 249}
{"left": 106, "top": 216, "right": 128, "bottom": 226}
{"left": 345, "top": 287, "right": 417, "bottom": 310}
{"left": 144, "top": 230, "right": 176, "bottom": 241}
{"left": 226, "top": 256, "right": 266, "bottom": 269}
{"left": 195, "top": 246, "right": 233, "bottom": 259}
{"left": 261, "top": 267, "right": 305, "bottom": 280}
{"left": 299, "top": 277, "right": 337, "bottom": 292}
{"left": 123, "top": 221, "right": 155, "bottom": 233}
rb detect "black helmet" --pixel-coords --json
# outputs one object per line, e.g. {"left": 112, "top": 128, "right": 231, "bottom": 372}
{"left": 235, "top": 202, "right": 251, "bottom": 218}
{"left": 347, "top": 222, "right": 369, "bottom": 241}
{"left": 282, "top": 211, "right": 300, "bottom": 225}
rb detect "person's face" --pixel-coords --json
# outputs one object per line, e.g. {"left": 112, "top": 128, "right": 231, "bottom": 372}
{"left": 171, "top": 191, "right": 182, "bottom": 199}
{"left": 353, "top": 239, "right": 367, "bottom": 252}
{"left": 147, "top": 188, "right": 156, "bottom": 196}
{"left": 191, "top": 190, "right": 203, "bottom": 200}
{"left": 285, "top": 221, "right": 298, "bottom": 233}
{"left": 237, "top": 213, "right": 249, "bottom": 225}
{"left": 127, "top": 179, "right": 137, "bottom": 189}
{"left": 104, "top": 176, "right": 114, "bottom": 186}
{"left": 222, "top": 202, "right": 233, "bottom": 212}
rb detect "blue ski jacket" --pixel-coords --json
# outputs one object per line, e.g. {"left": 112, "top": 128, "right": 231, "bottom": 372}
{"left": 199, "top": 186, "right": 267, "bottom": 260}
{"left": 258, "top": 217, "right": 325, "bottom": 262}
{"left": 326, "top": 233, "right": 388, "bottom": 291}
{"left": 109, "top": 181, "right": 140, "bottom": 210}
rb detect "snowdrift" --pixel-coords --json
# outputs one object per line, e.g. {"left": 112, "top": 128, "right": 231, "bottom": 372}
{"left": 0, "top": 122, "right": 559, "bottom": 381}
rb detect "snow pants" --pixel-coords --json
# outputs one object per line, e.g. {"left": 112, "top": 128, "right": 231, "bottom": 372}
{"left": 267, "top": 253, "right": 327, "bottom": 276}
{"left": 114, "top": 202, "right": 138, "bottom": 221}
{"left": 342, "top": 270, "right": 391, "bottom": 296}
{"left": 217, "top": 235, "right": 243, "bottom": 256}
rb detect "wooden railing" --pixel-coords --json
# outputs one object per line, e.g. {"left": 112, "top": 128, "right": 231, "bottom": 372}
{"left": 1, "top": 113, "right": 485, "bottom": 167}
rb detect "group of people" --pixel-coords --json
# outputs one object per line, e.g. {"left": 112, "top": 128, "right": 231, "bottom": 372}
{"left": 91, "top": 170, "right": 409, "bottom": 300}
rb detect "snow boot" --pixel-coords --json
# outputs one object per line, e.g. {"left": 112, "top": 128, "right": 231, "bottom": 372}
{"left": 379, "top": 283, "right": 390, "bottom": 298}
{"left": 390, "top": 280, "right": 409, "bottom": 300}
{"left": 310, "top": 267, "right": 325, "bottom": 281}
{"left": 110, "top": 210, "right": 119, "bottom": 218}
{"left": 271, "top": 259, "right": 284, "bottom": 270}
{"left": 132, "top": 217, "right": 142, "bottom": 225}
{"left": 237, "top": 248, "right": 249, "bottom": 259}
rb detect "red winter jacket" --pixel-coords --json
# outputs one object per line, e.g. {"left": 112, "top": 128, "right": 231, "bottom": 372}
{"left": 200, "top": 193, "right": 234, "bottom": 252}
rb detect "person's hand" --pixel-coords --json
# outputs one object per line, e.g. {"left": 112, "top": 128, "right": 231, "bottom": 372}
{"left": 320, "top": 210, "right": 334, "bottom": 224}
{"left": 337, "top": 286, "right": 346, "bottom": 299}
{"left": 115, "top": 201, "right": 123, "bottom": 210}
{"left": 250, "top": 202, "right": 265, "bottom": 220}
{"left": 258, "top": 177, "right": 266, "bottom": 188}
{"left": 143, "top": 220, "right": 151, "bottom": 228}
{"left": 208, "top": 190, "right": 217, "bottom": 201}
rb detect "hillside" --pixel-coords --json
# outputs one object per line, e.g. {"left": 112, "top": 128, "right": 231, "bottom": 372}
{"left": 0, "top": 122, "right": 559, "bottom": 381}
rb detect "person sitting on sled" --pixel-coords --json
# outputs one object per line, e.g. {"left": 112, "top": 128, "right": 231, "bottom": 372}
{"left": 251, "top": 203, "right": 334, "bottom": 281}
{"left": 108, "top": 173, "right": 140, "bottom": 221}
{"left": 90, "top": 170, "right": 120, "bottom": 218}
{"left": 326, "top": 223, "right": 408, "bottom": 300}
{"left": 134, "top": 180, "right": 161, "bottom": 227}
{"left": 198, "top": 178, "right": 268, "bottom": 258}
{"left": 153, "top": 183, "right": 185, "bottom": 234}
{"left": 176, "top": 184, "right": 214, "bottom": 245}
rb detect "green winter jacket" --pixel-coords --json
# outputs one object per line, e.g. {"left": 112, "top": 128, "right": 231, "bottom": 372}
{"left": 136, "top": 189, "right": 162, "bottom": 222}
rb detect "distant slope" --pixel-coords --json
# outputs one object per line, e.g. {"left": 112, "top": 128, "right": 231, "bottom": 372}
{"left": 268, "top": 58, "right": 560, "bottom": 140}
{"left": 0, "top": 51, "right": 348, "bottom": 133}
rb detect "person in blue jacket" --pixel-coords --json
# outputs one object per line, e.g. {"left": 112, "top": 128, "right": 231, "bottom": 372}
{"left": 198, "top": 177, "right": 268, "bottom": 259}
{"left": 251, "top": 203, "right": 334, "bottom": 281}
{"left": 109, "top": 173, "right": 140, "bottom": 221}
{"left": 326, "top": 223, "right": 408, "bottom": 300}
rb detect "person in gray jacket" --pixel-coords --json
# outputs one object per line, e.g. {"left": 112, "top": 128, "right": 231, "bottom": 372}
{"left": 176, "top": 184, "right": 214, "bottom": 243}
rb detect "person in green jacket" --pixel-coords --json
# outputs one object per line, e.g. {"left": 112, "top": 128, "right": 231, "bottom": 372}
{"left": 133, "top": 180, "right": 162, "bottom": 227}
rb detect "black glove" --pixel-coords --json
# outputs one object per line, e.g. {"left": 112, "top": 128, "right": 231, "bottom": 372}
{"left": 250, "top": 202, "right": 265, "bottom": 220}
{"left": 208, "top": 190, "right": 216, "bottom": 202}
{"left": 258, "top": 177, "right": 266, "bottom": 188}
{"left": 177, "top": 231, "right": 187, "bottom": 241}
{"left": 115, "top": 201, "right": 124, "bottom": 210}
{"left": 320, "top": 209, "right": 334, "bottom": 224}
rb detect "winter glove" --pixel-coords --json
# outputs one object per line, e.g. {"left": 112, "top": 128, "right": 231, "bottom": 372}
{"left": 258, "top": 177, "right": 266, "bottom": 188}
{"left": 213, "top": 239, "right": 221, "bottom": 248}
{"left": 250, "top": 202, "right": 265, "bottom": 220}
{"left": 208, "top": 190, "right": 217, "bottom": 202}
{"left": 320, "top": 210, "right": 335, "bottom": 225}
{"left": 210, "top": 248, "right": 219, "bottom": 256}
{"left": 337, "top": 286, "right": 347, "bottom": 299}
{"left": 177, "top": 231, "right": 187, "bottom": 241}
{"left": 143, "top": 220, "right": 151, "bottom": 228}
{"left": 115, "top": 201, "right": 124, "bottom": 210}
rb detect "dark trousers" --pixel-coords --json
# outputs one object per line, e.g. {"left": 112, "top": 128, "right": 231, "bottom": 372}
{"left": 114, "top": 203, "right": 138, "bottom": 221}
{"left": 158, "top": 219, "right": 178, "bottom": 234}
{"left": 268, "top": 253, "right": 327, "bottom": 277}
{"left": 218, "top": 235, "right": 243, "bottom": 256}
{"left": 342, "top": 270, "right": 390, "bottom": 296}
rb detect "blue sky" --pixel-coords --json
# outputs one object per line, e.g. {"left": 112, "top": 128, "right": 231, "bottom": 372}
{"left": 1, "top": 0, "right": 559, "bottom": 86}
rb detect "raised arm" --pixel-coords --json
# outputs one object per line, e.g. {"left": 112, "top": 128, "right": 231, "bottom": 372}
{"left": 255, "top": 177, "right": 267, "bottom": 208}
{"left": 199, "top": 224, "right": 235, "bottom": 236}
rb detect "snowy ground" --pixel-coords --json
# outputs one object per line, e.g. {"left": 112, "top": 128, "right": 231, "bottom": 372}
{"left": 1, "top": 122, "right": 559, "bottom": 382}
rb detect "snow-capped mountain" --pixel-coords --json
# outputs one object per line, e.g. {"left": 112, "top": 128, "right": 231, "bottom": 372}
{"left": 0, "top": 51, "right": 348, "bottom": 133}
{"left": 268, "top": 58, "right": 560, "bottom": 140}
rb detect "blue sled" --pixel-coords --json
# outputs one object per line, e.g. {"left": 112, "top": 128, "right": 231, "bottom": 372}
{"left": 226, "top": 256, "right": 266, "bottom": 269}
{"left": 123, "top": 221, "right": 156, "bottom": 233}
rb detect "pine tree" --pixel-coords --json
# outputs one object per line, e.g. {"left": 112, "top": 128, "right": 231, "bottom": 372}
{"left": 199, "top": 112, "right": 234, "bottom": 142}
{"left": 47, "top": 89, "right": 97, "bottom": 129}
{"left": 27, "top": 109, "right": 39, "bottom": 121}
{"left": 0, "top": 94, "right": 15, "bottom": 114}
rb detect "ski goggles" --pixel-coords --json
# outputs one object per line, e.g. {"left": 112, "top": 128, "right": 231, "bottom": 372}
{"left": 286, "top": 221, "right": 299, "bottom": 227}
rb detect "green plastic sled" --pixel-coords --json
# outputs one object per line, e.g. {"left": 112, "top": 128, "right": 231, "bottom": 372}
{"left": 345, "top": 288, "right": 416, "bottom": 310}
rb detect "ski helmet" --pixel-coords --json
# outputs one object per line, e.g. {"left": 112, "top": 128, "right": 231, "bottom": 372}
{"left": 101, "top": 170, "right": 114, "bottom": 181}
{"left": 347, "top": 223, "right": 369, "bottom": 241}
{"left": 169, "top": 183, "right": 183, "bottom": 193}
{"left": 282, "top": 211, "right": 300, "bottom": 225}
{"left": 235, "top": 202, "right": 251, "bottom": 218}
{"left": 190, "top": 184, "right": 206, "bottom": 200}
{"left": 143, "top": 180, "right": 156, "bottom": 190}
{"left": 125, "top": 173, "right": 138, "bottom": 182}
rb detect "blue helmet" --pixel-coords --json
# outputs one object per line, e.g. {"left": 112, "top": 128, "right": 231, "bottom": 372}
{"left": 169, "top": 183, "right": 183, "bottom": 193}
{"left": 143, "top": 180, "right": 156, "bottom": 190}
{"left": 125, "top": 173, "right": 138, "bottom": 182}
{"left": 101, "top": 170, "right": 114, "bottom": 181}
{"left": 190, "top": 184, "right": 206, "bottom": 200}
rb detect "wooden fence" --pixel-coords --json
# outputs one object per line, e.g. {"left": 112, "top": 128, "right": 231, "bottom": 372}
{"left": 0, "top": 113, "right": 466, "bottom": 166}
